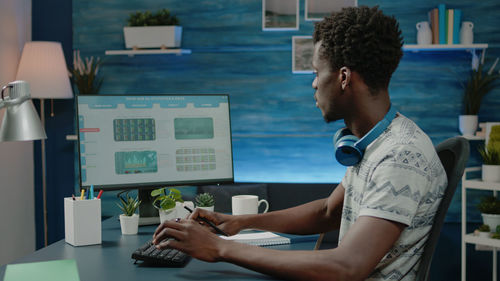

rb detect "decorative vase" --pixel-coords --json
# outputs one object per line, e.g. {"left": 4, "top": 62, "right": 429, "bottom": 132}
{"left": 482, "top": 164, "right": 500, "bottom": 182}
{"left": 478, "top": 231, "right": 491, "bottom": 238}
{"left": 123, "top": 26, "right": 182, "bottom": 49}
{"left": 459, "top": 115, "right": 478, "bottom": 136}
{"left": 158, "top": 208, "right": 177, "bottom": 224}
{"left": 482, "top": 213, "right": 500, "bottom": 232}
{"left": 196, "top": 206, "right": 215, "bottom": 212}
{"left": 119, "top": 214, "right": 139, "bottom": 235}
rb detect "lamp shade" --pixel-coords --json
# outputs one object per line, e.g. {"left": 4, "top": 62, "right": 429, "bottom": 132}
{"left": 16, "top": 41, "right": 73, "bottom": 99}
{"left": 0, "top": 81, "right": 47, "bottom": 141}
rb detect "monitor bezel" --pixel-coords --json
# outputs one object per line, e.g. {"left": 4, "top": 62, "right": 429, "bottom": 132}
{"left": 76, "top": 94, "right": 234, "bottom": 191}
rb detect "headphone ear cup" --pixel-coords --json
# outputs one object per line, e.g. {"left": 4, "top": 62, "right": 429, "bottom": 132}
{"left": 333, "top": 129, "right": 363, "bottom": 166}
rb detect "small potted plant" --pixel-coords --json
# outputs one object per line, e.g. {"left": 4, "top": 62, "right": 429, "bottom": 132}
{"left": 475, "top": 224, "right": 491, "bottom": 238}
{"left": 478, "top": 196, "right": 500, "bottom": 231}
{"left": 117, "top": 191, "right": 141, "bottom": 235}
{"left": 123, "top": 8, "right": 182, "bottom": 49}
{"left": 151, "top": 187, "right": 183, "bottom": 223}
{"left": 195, "top": 193, "right": 215, "bottom": 212}
{"left": 479, "top": 143, "right": 500, "bottom": 182}
{"left": 459, "top": 56, "right": 499, "bottom": 136}
{"left": 68, "top": 50, "right": 103, "bottom": 95}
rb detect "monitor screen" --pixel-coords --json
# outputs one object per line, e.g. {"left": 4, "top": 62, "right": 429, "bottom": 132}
{"left": 76, "top": 94, "right": 234, "bottom": 190}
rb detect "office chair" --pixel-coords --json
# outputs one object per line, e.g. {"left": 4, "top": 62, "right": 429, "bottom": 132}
{"left": 314, "top": 136, "right": 469, "bottom": 281}
{"left": 415, "top": 136, "right": 469, "bottom": 281}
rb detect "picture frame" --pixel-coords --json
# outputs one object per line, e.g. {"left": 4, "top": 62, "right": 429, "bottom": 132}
{"left": 292, "top": 36, "right": 314, "bottom": 74}
{"left": 262, "top": 0, "right": 299, "bottom": 31}
{"left": 305, "top": 0, "right": 358, "bottom": 21}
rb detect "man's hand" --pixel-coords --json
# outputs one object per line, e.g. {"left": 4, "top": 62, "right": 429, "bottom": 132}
{"left": 187, "top": 208, "right": 242, "bottom": 236}
{"left": 152, "top": 218, "right": 228, "bottom": 262}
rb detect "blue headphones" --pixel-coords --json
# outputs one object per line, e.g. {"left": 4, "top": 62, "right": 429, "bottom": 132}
{"left": 333, "top": 105, "right": 397, "bottom": 166}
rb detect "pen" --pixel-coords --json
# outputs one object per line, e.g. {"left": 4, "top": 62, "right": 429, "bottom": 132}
{"left": 80, "top": 189, "right": 85, "bottom": 200}
{"left": 184, "top": 206, "right": 229, "bottom": 236}
{"left": 90, "top": 185, "right": 94, "bottom": 199}
{"left": 72, "top": 194, "right": 76, "bottom": 201}
{"left": 97, "top": 190, "right": 103, "bottom": 199}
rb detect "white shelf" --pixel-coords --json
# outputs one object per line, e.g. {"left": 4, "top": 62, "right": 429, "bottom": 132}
{"left": 460, "top": 135, "right": 486, "bottom": 140}
{"left": 464, "top": 233, "right": 500, "bottom": 248}
{"left": 463, "top": 179, "right": 500, "bottom": 191}
{"left": 402, "top": 43, "right": 488, "bottom": 51}
{"left": 105, "top": 49, "right": 192, "bottom": 56}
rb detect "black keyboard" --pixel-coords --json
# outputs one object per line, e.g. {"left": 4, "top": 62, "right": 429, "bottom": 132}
{"left": 131, "top": 239, "right": 191, "bottom": 267}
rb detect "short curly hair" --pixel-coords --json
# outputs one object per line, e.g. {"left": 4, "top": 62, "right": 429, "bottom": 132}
{"left": 313, "top": 6, "right": 403, "bottom": 92}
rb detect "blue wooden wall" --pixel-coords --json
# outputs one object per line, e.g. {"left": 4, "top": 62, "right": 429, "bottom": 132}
{"left": 72, "top": 0, "right": 500, "bottom": 224}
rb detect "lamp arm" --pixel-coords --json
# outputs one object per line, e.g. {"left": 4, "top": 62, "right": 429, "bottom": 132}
{"left": 0, "top": 85, "right": 30, "bottom": 109}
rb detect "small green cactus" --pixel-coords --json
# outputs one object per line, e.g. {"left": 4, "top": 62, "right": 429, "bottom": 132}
{"left": 195, "top": 193, "right": 215, "bottom": 207}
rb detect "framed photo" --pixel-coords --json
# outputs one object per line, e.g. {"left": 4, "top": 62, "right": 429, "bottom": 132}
{"left": 305, "top": 0, "right": 358, "bottom": 21}
{"left": 262, "top": 0, "right": 299, "bottom": 31}
{"left": 292, "top": 36, "right": 314, "bottom": 74}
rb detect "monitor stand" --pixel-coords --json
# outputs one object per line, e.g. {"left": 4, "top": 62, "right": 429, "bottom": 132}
{"left": 138, "top": 188, "right": 160, "bottom": 226}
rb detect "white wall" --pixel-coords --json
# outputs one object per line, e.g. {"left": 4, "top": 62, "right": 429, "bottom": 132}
{"left": 0, "top": 0, "right": 35, "bottom": 265}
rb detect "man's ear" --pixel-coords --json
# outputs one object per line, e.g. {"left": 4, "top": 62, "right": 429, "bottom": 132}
{"left": 339, "top": 66, "right": 351, "bottom": 90}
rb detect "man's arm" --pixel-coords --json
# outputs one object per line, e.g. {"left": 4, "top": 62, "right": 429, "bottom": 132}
{"left": 157, "top": 213, "right": 405, "bottom": 281}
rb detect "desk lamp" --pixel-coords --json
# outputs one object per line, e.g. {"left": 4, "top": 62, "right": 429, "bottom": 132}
{"left": 15, "top": 41, "right": 73, "bottom": 247}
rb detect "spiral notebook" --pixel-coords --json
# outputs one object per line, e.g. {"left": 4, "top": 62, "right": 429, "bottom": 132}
{"left": 220, "top": 231, "right": 291, "bottom": 246}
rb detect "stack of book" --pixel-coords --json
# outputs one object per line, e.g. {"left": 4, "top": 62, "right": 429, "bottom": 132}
{"left": 428, "top": 4, "right": 462, "bottom": 44}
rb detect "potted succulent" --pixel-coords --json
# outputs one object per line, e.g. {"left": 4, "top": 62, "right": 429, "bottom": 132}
{"left": 459, "top": 56, "right": 500, "bottom": 136}
{"left": 475, "top": 224, "right": 491, "bottom": 238}
{"left": 151, "top": 187, "right": 183, "bottom": 223}
{"left": 195, "top": 193, "right": 215, "bottom": 212}
{"left": 117, "top": 191, "right": 141, "bottom": 235}
{"left": 479, "top": 143, "right": 500, "bottom": 182}
{"left": 478, "top": 196, "right": 500, "bottom": 231}
{"left": 123, "top": 9, "right": 182, "bottom": 49}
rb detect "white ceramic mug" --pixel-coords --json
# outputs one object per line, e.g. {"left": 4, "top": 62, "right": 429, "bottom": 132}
{"left": 232, "top": 195, "right": 269, "bottom": 215}
{"left": 460, "top": 21, "right": 474, "bottom": 44}
{"left": 416, "top": 21, "right": 432, "bottom": 45}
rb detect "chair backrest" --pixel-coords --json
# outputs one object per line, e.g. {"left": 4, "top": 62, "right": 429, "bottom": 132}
{"left": 415, "top": 136, "right": 469, "bottom": 281}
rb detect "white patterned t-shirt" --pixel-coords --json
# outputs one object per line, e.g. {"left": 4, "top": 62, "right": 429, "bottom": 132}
{"left": 339, "top": 114, "right": 447, "bottom": 281}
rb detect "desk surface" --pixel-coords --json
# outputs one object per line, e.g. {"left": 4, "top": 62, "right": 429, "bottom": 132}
{"left": 0, "top": 218, "right": 320, "bottom": 281}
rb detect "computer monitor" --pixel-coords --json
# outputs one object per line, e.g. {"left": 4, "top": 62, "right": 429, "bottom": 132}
{"left": 76, "top": 94, "right": 234, "bottom": 222}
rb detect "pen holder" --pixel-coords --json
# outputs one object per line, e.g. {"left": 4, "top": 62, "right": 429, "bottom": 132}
{"left": 64, "top": 197, "right": 102, "bottom": 246}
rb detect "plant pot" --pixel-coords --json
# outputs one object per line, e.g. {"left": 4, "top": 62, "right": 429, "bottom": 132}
{"left": 482, "top": 164, "right": 500, "bottom": 182}
{"left": 196, "top": 206, "right": 215, "bottom": 212}
{"left": 482, "top": 213, "right": 500, "bottom": 232}
{"left": 459, "top": 115, "right": 478, "bottom": 136}
{"left": 123, "top": 26, "right": 182, "bottom": 49}
{"left": 158, "top": 208, "right": 177, "bottom": 224}
{"left": 119, "top": 214, "right": 139, "bottom": 235}
{"left": 478, "top": 231, "right": 491, "bottom": 238}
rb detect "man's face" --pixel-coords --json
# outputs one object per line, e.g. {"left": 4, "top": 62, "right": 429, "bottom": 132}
{"left": 312, "top": 41, "right": 343, "bottom": 123}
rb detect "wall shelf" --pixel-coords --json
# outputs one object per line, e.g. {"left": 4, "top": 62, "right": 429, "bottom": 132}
{"left": 104, "top": 48, "right": 192, "bottom": 56}
{"left": 402, "top": 43, "right": 488, "bottom": 52}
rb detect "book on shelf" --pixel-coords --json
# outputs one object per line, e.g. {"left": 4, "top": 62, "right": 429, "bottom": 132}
{"left": 438, "top": 4, "right": 446, "bottom": 44}
{"left": 453, "top": 9, "right": 462, "bottom": 44}
{"left": 447, "top": 9, "right": 454, "bottom": 44}
{"left": 428, "top": 8, "right": 439, "bottom": 44}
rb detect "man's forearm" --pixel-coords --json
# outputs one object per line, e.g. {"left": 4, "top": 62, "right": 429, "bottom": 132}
{"left": 235, "top": 198, "right": 338, "bottom": 235}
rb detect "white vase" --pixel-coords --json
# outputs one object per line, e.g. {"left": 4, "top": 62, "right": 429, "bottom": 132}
{"left": 123, "top": 26, "right": 182, "bottom": 49}
{"left": 482, "top": 213, "right": 500, "bottom": 232}
{"left": 196, "top": 206, "right": 215, "bottom": 212}
{"left": 482, "top": 164, "right": 500, "bottom": 182}
{"left": 158, "top": 208, "right": 177, "bottom": 224}
{"left": 119, "top": 214, "right": 139, "bottom": 235}
{"left": 459, "top": 115, "right": 478, "bottom": 136}
{"left": 478, "top": 231, "right": 491, "bottom": 238}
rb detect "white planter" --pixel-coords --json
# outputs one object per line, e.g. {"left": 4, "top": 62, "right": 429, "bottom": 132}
{"left": 478, "top": 231, "right": 491, "bottom": 238}
{"left": 482, "top": 164, "right": 500, "bottom": 182}
{"left": 123, "top": 26, "right": 182, "bottom": 49}
{"left": 482, "top": 213, "right": 500, "bottom": 232}
{"left": 119, "top": 214, "right": 139, "bottom": 235}
{"left": 158, "top": 208, "right": 177, "bottom": 224}
{"left": 196, "top": 206, "right": 215, "bottom": 212}
{"left": 459, "top": 115, "right": 478, "bottom": 136}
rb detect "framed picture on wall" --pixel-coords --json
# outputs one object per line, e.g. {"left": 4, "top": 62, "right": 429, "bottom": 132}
{"left": 305, "top": 0, "right": 358, "bottom": 21}
{"left": 292, "top": 36, "right": 314, "bottom": 74}
{"left": 262, "top": 0, "right": 299, "bottom": 31}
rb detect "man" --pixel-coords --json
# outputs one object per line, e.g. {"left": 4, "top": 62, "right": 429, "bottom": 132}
{"left": 152, "top": 6, "right": 447, "bottom": 281}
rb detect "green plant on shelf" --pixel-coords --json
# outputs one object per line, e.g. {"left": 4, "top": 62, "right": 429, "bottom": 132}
{"left": 477, "top": 196, "right": 500, "bottom": 214}
{"left": 478, "top": 143, "right": 500, "bottom": 165}
{"left": 195, "top": 193, "right": 215, "bottom": 207}
{"left": 116, "top": 191, "right": 141, "bottom": 216}
{"left": 461, "top": 56, "right": 500, "bottom": 115}
{"left": 68, "top": 50, "right": 103, "bottom": 95}
{"left": 127, "top": 9, "right": 179, "bottom": 26}
{"left": 478, "top": 224, "right": 490, "bottom": 232}
{"left": 151, "top": 187, "right": 183, "bottom": 210}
